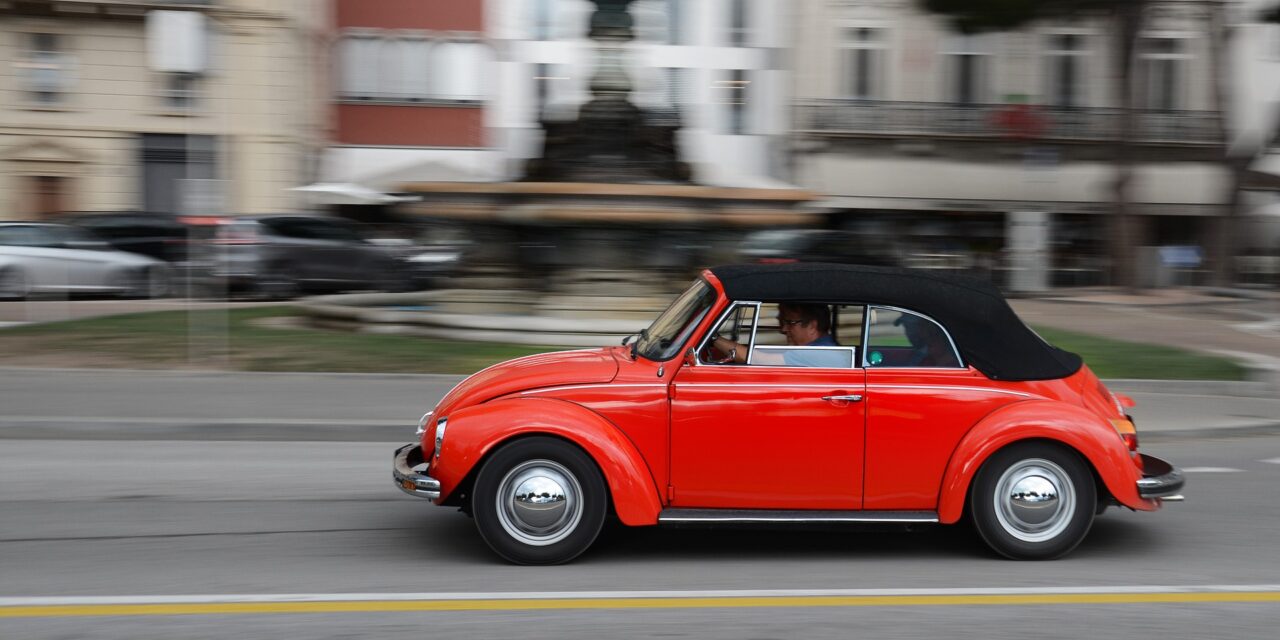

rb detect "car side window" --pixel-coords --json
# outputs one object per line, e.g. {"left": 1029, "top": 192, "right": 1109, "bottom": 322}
{"left": 698, "top": 303, "right": 759, "bottom": 365}
{"left": 699, "top": 301, "right": 860, "bottom": 369}
{"left": 865, "top": 307, "right": 962, "bottom": 368}
{"left": 0, "top": 227, "right": 35, "bottom": 246}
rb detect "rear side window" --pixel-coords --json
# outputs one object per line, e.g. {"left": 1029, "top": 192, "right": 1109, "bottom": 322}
{"left": 865, "top": 307, "right": 963, "bottom": 368}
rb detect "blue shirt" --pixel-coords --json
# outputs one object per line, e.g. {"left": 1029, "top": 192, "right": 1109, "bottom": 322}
{"left": 782, "top": 334, "right": 847, "bottom": 368}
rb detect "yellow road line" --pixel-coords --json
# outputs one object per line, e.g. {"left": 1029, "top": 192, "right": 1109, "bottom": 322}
{"left": 4, "top": 592, "right": 1280, "bottom": 618}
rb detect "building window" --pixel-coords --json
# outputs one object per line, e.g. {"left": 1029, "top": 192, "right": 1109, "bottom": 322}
{"left": 339, "top": 34, "right": 486, "bottom": 103}
{"left": 1044, "top": 33, "right": 1088, "bottom": 108}
{"left": 665, "top": 67, "right": 687, "bottom": 108}
{"left": 400, "top": 38, "right": 431, "bottom": 100}
{"left": 339, "top": 35, "right": 380, "bottom": 99}
{"left": 941, "top": 34, "right": 992, "bottom": 105}
{"left": 841, "top": 27, "right": 884, "bottom": 100}
{"left": 22, "top": 33, "right": 72, "bottom": 105}
{"left": 1138, "top": 36, "right": 1188, "bottom": 111}
{"left": 668, "top": 0, "right": 682, "bottom": 45}
{"left": 716, "top": 69, "right": 749, "bottom": 134}
{"left": 533, "top": 0, "right": 553, "bottom": 40}
{"left": 434, "top": 41, "right": 490, "bottom": 101}
{"left": 162, "top": 72, "right": 199, "bottom": 109}
{"left": 728, "top": 0, "right": 749, "bottom": 47}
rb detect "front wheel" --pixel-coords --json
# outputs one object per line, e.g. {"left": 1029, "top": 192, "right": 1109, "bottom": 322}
{"left": 472, "top": 437, "right": 608, "bottom": 565}
{"left": 969, "top": 442, "right": 1096, "bottom": 560}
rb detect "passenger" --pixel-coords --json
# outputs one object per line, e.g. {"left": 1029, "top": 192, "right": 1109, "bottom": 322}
{"left": 896, "top": 314, "right": 960, "bottom": 367}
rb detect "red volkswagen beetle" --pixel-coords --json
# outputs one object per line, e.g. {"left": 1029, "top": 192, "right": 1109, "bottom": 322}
{"left": 394, "top": 264, "right": 1183, "bottom": 564}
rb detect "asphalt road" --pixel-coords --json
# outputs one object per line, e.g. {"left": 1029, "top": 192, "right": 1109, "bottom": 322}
{"left": 3, "top": 293, "right": 1276, "bottom": 636}
{"left": 2, "top": 422, "right": 1279, "bottom": 636}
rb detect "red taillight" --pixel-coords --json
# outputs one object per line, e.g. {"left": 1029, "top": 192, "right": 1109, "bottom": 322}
{"left": 1109, "top": 417, "right": 1140, "bottom": 453}
{"left": 758, "top": 258, "right": 798, "bottom": 264}
{"left": 214, "top": 228, "right": 259, "bottom": 245}
{"left": 1121, "top": 432, "right": 1139, "bottom": 452}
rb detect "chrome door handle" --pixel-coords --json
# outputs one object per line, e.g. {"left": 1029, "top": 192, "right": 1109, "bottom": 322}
{"left": 821, "top": 394, "right": 863, "bottom": 402}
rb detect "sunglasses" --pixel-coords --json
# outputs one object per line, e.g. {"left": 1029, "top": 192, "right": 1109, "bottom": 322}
{"left": 777, "top": 318, "right": 808, "bottom": 327}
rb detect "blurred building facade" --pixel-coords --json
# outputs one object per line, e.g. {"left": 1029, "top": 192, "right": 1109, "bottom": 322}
{"left": 791, "top": 0, "right": 1235, "bottom": 288}
{"left": 321, "top": 0, "right": 501, "bottom": 192}
{"left": 0, "top": 0, "right": 327, "bottom": 220}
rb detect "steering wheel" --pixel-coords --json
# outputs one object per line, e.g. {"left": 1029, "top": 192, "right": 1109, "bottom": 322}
{"left": 702, "top": 338, "right": 738, "bottom": 364}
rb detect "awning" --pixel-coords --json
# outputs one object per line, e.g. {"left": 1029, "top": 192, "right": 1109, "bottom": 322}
{"left": 289, "top": 182, "right": 419, "bottom": 206}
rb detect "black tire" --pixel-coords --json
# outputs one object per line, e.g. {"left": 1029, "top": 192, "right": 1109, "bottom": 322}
{"left": 253, "top": 264, "right": 299, "bottom": 300}
{"left": 472, "top": 436, "right": 608, "bottom": 565}
{"left": 969, "top": 441, "right": 1096, "bottom": 560}
{"left": 0, "top": 267, "right": 28, "bottom": 301}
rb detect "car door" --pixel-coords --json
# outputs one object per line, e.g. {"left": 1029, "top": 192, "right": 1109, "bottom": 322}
{"left": 669, "top": 302, "right": 867, "bottom": 510}
{"left": 861, "top": 306, "right": 1024, "bottom": 510}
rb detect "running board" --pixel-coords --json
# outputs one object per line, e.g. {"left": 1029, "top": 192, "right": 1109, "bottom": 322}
{"left": 658, "top": 508, "right": 939, "bottom": 524}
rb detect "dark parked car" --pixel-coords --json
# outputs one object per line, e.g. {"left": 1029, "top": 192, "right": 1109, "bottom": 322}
{"left": 211, "top": 214, "right": 409, "bottom": 298}
{"left": 738, "top": 229, "right": 898, "bottom": 267}
{"left": 53, "top": 212, "right": 220, "bottom": 293}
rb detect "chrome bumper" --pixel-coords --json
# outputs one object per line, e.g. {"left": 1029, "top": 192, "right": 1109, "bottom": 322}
{"left": 1136, "top": 453, "right": 1185, "bottom": 500}
{"left": 393, "top": 443, "right": 441, "bottom": 500}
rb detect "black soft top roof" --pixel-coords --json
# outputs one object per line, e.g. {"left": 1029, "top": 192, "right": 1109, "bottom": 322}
{"left": 709, "top": 263, "right": 1082, "bottom": 382}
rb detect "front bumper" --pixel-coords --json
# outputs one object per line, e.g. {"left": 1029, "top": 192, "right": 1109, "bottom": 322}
{"left": 393, "top": 443, "right": 441, "bottom": 500}
{"left": 1136, "top": 453, "right": 1185, "bottom": 500}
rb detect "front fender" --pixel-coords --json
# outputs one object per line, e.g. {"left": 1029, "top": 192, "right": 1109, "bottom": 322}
{"left": 436, "top": 396, "right": 663, "bottom": 526}
{"left": 936, "top": 400, "right": 1147, "bottom": 524}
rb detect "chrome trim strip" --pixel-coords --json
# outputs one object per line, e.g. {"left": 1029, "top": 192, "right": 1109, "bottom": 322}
{"left": 659, "top": 508, "right": 939, "bottom": 524}
{"left": 521, "top": 383, "right": 667, "bottom": 395}
{"left": 867, "top": 384, "right": 1034, "bottom": 398}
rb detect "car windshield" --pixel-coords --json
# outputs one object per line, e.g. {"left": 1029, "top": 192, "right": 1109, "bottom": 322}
{"left": 635, "top": 279, "right": 717, "bottom": 361}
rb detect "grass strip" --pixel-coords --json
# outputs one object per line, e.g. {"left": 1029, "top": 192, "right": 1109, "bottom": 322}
{"left": 0, "top": 306, "right": 1248, "bottom": 380}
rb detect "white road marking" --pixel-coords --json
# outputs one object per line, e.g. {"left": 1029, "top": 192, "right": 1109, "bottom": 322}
{"left": 1182, "top": 467, "right": 1244, "bottom": 473}
{"left": 5, "top": 584, "right": 1280, "bottom": 607}
{"left": 1261, "top": 458, "right": 1280, "bottom": 465}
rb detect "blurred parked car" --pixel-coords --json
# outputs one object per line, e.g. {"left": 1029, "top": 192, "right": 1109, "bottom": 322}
{"left": 52, "top": 212, "right": 221, "bottom": 293}
{"left": 211, "top": 214, "right": 409, "bottom": 298}
{"left": 0, "top": 222, "right": 170, "bottom": 300}
{"left": 738, "top": 229, "right": 898, "bottom": 267}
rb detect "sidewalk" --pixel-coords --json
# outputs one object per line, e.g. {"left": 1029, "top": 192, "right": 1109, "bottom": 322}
{"left": 1009, "top": 287, "right": 1280, "bottom": 385}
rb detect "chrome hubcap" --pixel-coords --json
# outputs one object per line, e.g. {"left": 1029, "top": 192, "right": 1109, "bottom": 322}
{"left": 993, "top": 458, "right": 1075, "bottom": 543}
{"left": 496, "top": 459, "right": 582, "bottom": 546}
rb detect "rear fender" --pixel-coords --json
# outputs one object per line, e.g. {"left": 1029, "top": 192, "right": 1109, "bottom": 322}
{"left": 936, "top": 400, "right": 1148, "bottom": 524}
{"left": 440, "top": 396, "right": 663, "bottom": 526}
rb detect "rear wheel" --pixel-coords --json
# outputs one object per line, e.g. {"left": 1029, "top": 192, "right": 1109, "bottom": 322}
{"left": 0, "top": 268, "right": 28, "bottom": 301}
{"left": 969, "top": 442, "right": 1096, "bottom": 560}
{"left": 472, "top": 437, "right": 607, "bottom": 565}
{"left": 253, "top": 264, "right": 299, "bottom": 300}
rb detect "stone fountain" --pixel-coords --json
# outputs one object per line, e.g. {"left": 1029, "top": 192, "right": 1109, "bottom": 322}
{"left": 302, "top": 0, "right": 818, "bottom": 343}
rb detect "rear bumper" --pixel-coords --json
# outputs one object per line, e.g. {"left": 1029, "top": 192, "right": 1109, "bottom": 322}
{"left": 393, "top": 443, "right": 441, "bottom": 500}
{"left": 1136, "top": 453, "right": 1185, "bottom": 500}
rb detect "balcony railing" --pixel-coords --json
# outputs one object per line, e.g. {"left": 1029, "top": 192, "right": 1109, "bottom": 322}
{"left": 795, "top": 100, "right": 1223, "bottom": 146}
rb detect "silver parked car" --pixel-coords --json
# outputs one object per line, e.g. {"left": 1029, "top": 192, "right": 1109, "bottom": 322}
{"left": 0, "top": 222, "right": 170, "bottom": 300}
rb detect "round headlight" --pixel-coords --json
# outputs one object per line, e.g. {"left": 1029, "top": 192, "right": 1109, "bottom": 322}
{"left": 433, "top": 417, "right": 448, "bottom": 461}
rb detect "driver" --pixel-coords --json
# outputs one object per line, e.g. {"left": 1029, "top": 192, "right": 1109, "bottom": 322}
{"left": 711, "top": 303, "right": 844, "bottom": 367}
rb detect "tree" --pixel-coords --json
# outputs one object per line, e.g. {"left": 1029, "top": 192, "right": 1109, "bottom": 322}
{"left": 919, "top": 1, "right": 1150, "bottom": 290}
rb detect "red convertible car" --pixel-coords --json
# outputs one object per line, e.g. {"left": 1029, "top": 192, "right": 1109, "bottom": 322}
{"left": 394, "top": 264, "right": 1183, "bottom": 564}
